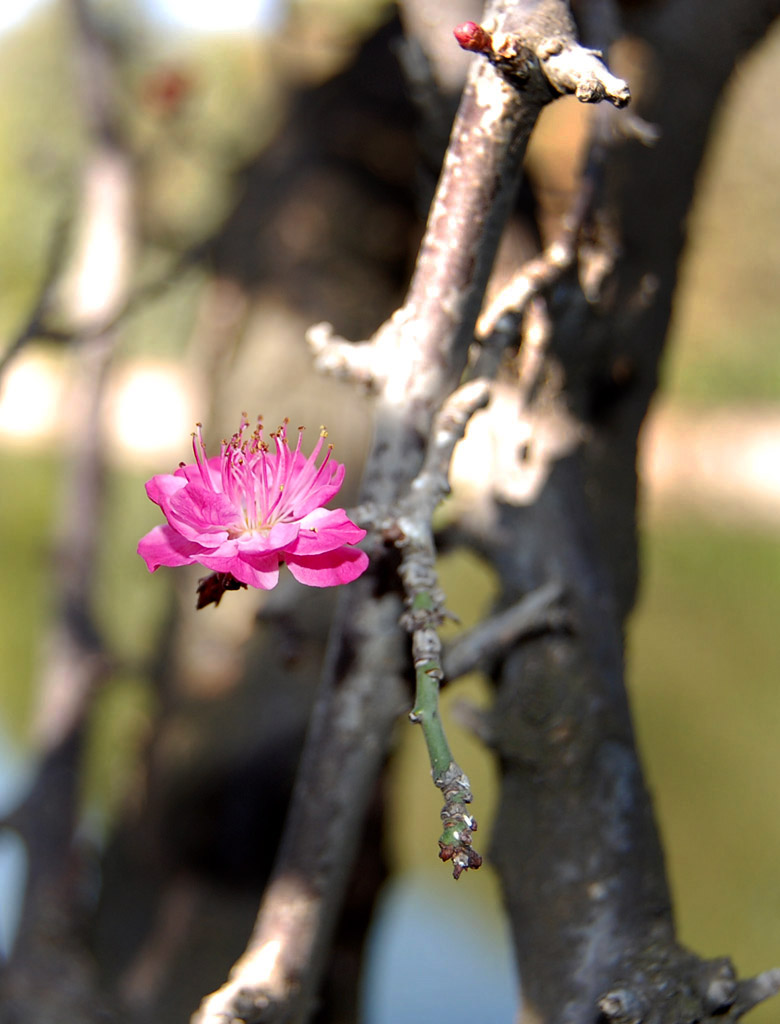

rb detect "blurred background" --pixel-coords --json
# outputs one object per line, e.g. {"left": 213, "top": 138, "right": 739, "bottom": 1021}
{"left": 0, "top": 1, "right": 778, "bottom": 1021}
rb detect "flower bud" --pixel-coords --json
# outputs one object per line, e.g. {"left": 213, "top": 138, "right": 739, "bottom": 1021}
{"left": 453, "top": 21, "right": 492, "bottom": 54}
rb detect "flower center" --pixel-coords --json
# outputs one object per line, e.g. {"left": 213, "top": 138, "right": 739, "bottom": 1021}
{"left": 191, "top": 415, "right": 336, "bottom": 533}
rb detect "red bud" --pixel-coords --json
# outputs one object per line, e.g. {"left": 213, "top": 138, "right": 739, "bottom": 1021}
{"left": 453, "top": 21, "right": 492, "bottom": 54}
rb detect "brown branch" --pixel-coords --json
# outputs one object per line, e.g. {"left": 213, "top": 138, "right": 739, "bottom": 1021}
{"left": 454, "top": 4, "right": 630, "bottom": 107}
{"left": 477, "top": 237, "right": 575, "bottom": 339}
{"left": 194, "top": 1, "right": 622, "bottom": 1019}
{"left": 443, "top": 579, "right": 566, "bottom": 680}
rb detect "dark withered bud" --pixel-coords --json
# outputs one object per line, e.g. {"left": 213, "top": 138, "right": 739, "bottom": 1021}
{"left": 196, "top": 572, "right": 247, "bottom": 609}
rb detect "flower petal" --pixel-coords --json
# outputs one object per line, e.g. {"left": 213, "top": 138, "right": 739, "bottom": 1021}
{"left": 167, "top": 484, "right": 238, "bottom": 542}
{"left": 285, "top": 546, "right": 369, "bottom": 587}
{"left": 137, "top": 524, "right": 203, "bottom": 571}
{"left": 289, "top": 508, "right": 366, "bottom": 555}
{"left": 185, "top": 543, "right": 280, "bottom": 590}
{"left": 229, "top": 552, "right": 281, "bottom": 590}
{"left": 145, "top": 472, "right": 187, "bottom": 508}
{"left": 233, "top": 521, "right": 301, "bottom": 554}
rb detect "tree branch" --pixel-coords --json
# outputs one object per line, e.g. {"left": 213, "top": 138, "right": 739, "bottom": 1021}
{"left": 193, "top": 1, "right": 617, "bottom": 1019}
{"left": 444, "top": 579, "right": 566, "bottom": 680}
{"left": 398, "top": 379, "right": 491, "bottom": 877}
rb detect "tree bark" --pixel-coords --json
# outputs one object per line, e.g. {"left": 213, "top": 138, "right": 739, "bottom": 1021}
{"left": 487, "top": 1, "right": 780, "bottom": 1021}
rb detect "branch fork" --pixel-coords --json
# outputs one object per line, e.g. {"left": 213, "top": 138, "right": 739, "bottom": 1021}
{"left": 598, "top": 955, "right": 780, "bottom": 1024}
{"left": 453, "top": 20, "right": 630, "bottom": 107}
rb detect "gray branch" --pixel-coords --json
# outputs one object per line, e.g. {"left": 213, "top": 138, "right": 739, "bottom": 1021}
{"left": 192, "top": 0, "right": 602, "bottom": 1018}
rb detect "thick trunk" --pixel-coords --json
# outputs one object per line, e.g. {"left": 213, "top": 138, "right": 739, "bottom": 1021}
{"left": 488, "top": 2, "right": 780, "bottom": 1021}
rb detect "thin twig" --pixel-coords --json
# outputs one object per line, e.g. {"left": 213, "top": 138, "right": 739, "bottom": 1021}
{"left": 477, "top": 238, "right": 574, "bottom": 340}
{"left": 0, "top": 211, "right": 74, "bottom": 380}
{"left": 454, "top": 7, "right": 629, "bottom": 107}
{"left": 444, "top": 579, "right": 566, "bottom": 680}
{"left": 397, "top": 379, "right": 490, "bottom": 877}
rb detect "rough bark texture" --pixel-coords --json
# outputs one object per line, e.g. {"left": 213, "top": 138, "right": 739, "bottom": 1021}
{"left": 486, "top": 1, "right": 780, "bottom": 1022}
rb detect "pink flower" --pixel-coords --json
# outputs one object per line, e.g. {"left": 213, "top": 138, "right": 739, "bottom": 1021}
{"left": 138, "top": 416, "right": 368, "bottom": 600}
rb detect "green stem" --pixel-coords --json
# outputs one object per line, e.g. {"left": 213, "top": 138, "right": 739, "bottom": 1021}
{"left": 410, "top": 658, "right": 482, "bottom": 878}
{"left": 411, "top": 660, "right": 453, "bottom": 782}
